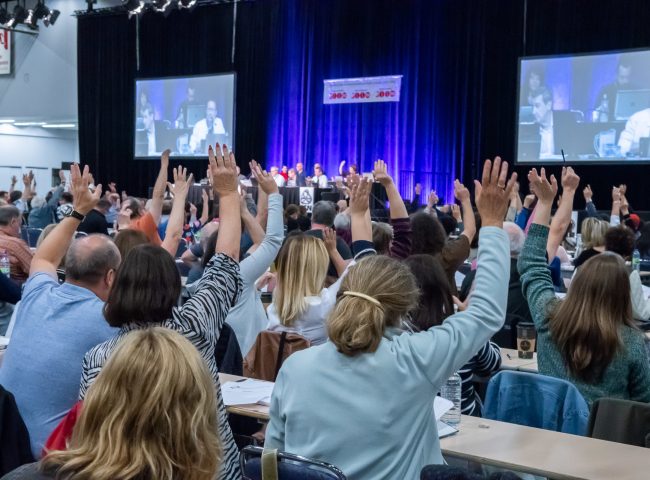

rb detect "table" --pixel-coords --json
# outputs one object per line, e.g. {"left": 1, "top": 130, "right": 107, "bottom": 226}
{"left": 500, "top": 348, "right": 538, "bottom": 373}
{"left": 219, "top": 374, "right": 650, "bottom": 479}
{"left": 440, "top": 415, "right": 650, "bottom": 480}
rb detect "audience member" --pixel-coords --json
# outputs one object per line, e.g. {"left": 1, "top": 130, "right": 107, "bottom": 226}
{"left": 77, "top": 199, "right": 110, "bottom": 235}
{"left": 305, "top": 200, "right": 352, "bottom": 277}
{"left": 265, "top": 158, "right": 516, "bottom": 478}
{"left": 4, "top": 328, "right": 221, "bottom": 480}
{"left": 113, "top": 229, "right": 149, "bottom": 261}
{"left": 0, "top": 206, "right": 33, "bottom": 283}
{"left": 573, "top": 217, "right": 608, "bottom": 268}
{"left": 270, "top": 166, "right": 286, "bottom": 187}
{"left": 0, "top": 164, "right": 120, "bottom": 458}
{"left": 79, "top": 145, "right": 243, "bottom": 480}
{"left": 27, "top": 172, "right": 66, "bottom": 229}
{"left": 518, "top": 167, "right": 650, "bottom": 406}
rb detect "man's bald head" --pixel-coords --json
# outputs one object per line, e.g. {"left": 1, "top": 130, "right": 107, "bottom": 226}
{"left": 66, "top": 234, "right": 121, "bottom": 285}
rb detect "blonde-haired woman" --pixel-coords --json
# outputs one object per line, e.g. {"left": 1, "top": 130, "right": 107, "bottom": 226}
{"left": 266, "top": 222, "right": 355, "bottom": 344}
{"left": 573, "top": 217, "right": 608, "bottom": 268}
{"left": 3, "top": 327, "right": 221, "bottom": 480}
{"left": 265, "top": 158, "right": 517, "bottom": 479}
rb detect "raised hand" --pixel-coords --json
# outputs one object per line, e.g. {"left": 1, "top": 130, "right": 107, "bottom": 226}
{"left": 71, "top": 164, "right": 103, "bottom": 215}
{"left": 208, "top": 144, "right": 238, "bottom": 196}
{"left": 160, "top": 149, "right": 170, "bottom": 169}
{"left": 349, "top": 177, "right": 372, "bottom": 216}
{"left": 202, "top": 188, "right": 209, "bottom": 205}
{"left": 108, "top": 182, "right": 117, "bottom": 193}
{"left": 527, "top": 167, "right": 557, "bottom": 206}
{"left": 373, "top": 159, "right": 393, "bottom": 186}
{"left": 454, "top": 179, "right": 471, "bottom": 203}
{"left": 523, "top": 193, "right": 536, "bottom": 209}
{"left": 583, "top": 184, "right": 593, "bottom": 203}
{"left": 619, "top": 184, "right": 627, "bottom": 196}
{"left": 414, "top": 183, "right": 422, "bottom": 196}
{"left": 323, "top": 227, "right": 338, "bottom": 253}
{"left": 450, "top": 203, "right": 462, "bottom": 222}
{"left": 474, "top": 156, "right": 517, "bottom": 227}
{"left": 611, "top": 186, "right": 621, "bottom": 204}
{"left": 427, "top": 190, "right": 439, "bottom": 209}
{"left": 59, "top": 170, "right": 67, "bottom": 185}
{"left": 250, "top": 160, "right": 279, "bottom": 195}
{"left": 10, "top": 176, "right": 16, "bottom": 186}
{"left": 560, "top": 166, "right": 580, "bottom": 192}
{"left": 168, "top": 166, "right": 193, "bottom": 198}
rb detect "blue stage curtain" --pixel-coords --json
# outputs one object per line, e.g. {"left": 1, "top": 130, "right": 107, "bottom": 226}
{"left": 265, "top": 0, "right": 489, "bottom": 203}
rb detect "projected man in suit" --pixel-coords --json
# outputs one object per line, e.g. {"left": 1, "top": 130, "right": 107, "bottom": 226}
{"left": 136, "top": 104, "right": 168, "bottom": 157}
{"left": 531, "top": 87, "right": 555, "bottom": 159}
{"left": 189, "top": 100, "right": 226, "bottom": 153}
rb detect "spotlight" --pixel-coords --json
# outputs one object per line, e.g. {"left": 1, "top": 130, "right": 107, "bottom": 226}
{"left": 152, "top": 0, "right": 173, "bottom": 13}
{"left": 0, "top": 6, "right": 10, "bottom": 25}
{"left": 178, "top": 0, "right": 197, "bottom": 10}
{"left": 123, "top": 0, "right": 144, "bottom": 17}
{"left": 43, "top": 9, "right": 59, "bottom": 26}
{"left": 24, "top": 9, "right": 37, "bottom": 29}
{"left": 6, "top": 3, "right": 27, "bottom": 28}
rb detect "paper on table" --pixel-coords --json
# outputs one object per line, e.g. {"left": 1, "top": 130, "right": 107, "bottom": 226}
{"left": 437, "top": 421, "right": 458, "bottom": 439}
{"left": 433, "top": 396, "right": 454, "bottom": 421}
{"left": 221, "top": 379, "right": 274, "bottom": 406}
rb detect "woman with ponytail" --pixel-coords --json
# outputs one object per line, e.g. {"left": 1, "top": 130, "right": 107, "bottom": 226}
{"left": 265, "top": 158, "right": 517, "bottom": 480}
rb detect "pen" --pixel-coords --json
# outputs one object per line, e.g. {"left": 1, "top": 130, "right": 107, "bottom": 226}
{"left": 236, "top": 378, "right": 247, "bottom": 382}
{"left": 506, "top": 353, "right": 512, "bottom": 360}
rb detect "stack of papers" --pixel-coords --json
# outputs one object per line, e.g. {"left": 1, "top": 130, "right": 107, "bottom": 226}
{"left": 222, "top": 379, "right": 274, "bottom": 406}
{"left": 434, "top": 396, "right": 459, "bottom": 438}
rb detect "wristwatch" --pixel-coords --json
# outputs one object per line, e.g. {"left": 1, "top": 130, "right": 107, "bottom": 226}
{"left": 66, "top": 210, "right": 86, "bottom": 221}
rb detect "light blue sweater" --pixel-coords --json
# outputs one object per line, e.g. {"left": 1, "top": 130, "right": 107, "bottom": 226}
{"left": 265, "top": 227, "right": 510, "bottom": 480}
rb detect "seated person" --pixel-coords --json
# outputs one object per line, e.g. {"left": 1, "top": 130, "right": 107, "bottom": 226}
{"left": 265, "top": 159, "right": 515, "bottom": 478}
{"left": 4, "top": 328, "right": 221, "bottom": 480}
{"left": 519, "top": 168, "right": 650, "bottom": 406}
{"left": 135, "top": 103, "right": 168, "bottom": 157}
{"left": 0, "top": 205, "right": 34, "bottom": 284}
{"left": 618, "top": 107, "right": 650, "bottom": 156}
{"left": 189, "top": 100, "right": 226, "bottom": 153}
{"left": 0, "top": 165, "right": 120, "bottom": 458}
{"left": 573, "top": 217, "right": 608, "bottom": 268}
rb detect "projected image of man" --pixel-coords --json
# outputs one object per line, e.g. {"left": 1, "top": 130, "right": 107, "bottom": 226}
{"left": 189, "top": 100, "right": 226, "bottom": 153}
{"left": 618, "top": 108, "right": 650, "bottom": 156}
{"left": 532, "top": 87, "right": 555, "bottom": 159}
{"left": 175, "top": 84, "right": 197, "bottom": 129}
{"left": 594, "top": 58, "right": 634, "bottom": 120}
{"left": 138, "top": 104, "right": 167, "bottom": 156}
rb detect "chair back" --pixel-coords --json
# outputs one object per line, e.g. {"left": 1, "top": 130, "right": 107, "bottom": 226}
{"left": 216, "top": 323, "right": 243, "bottom": 376}
{"left": 21, "top": 227, "right": 43, "bottom": 248}
{"left": 588, "top": 398, "right": 650, "bottom": 448}
{"left": 240, "top": 446, "right": 347, "bottom": 480}
{"left": 420, "top": 464, "right": 521, "bottom": 480}
{"left": 0, "top": 385, "right": 34, "bottom": 475}
{"left": 243, "top": 331, "right": 310, "bottom": 382}
{"left": 483, "top": 371, "right": 589, "bottom": 435}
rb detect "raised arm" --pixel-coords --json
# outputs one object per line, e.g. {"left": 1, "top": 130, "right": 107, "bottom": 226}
{"left": 199, "top": 189, "right": 210, "bottom": 225}
{"left": 610, "top": 186, "right": 621, "bottom": 226}
{"left": 583, "top": 184, "right": 599, "bottom": 218}
{"left": 148, "top": 149, "right": 170, "bottom": 225}
{"left": 547, "top": 167, "right": 579, "bottom": 260}
{"left": 161, "top": 166, "right": 193, "bottom": 257}
{"left": 454, "top": 179, "right": 476, "bottom": 243}
{"left": 211, "top": 144, "right": 241, "bottom": 260}
{"left": 372, "top": 159, "right": 412, "bottom": 258}
{"left": 22, "top": 172, "right": 35, "bottom": 201}
{"left": 403, "top": 157, "right": 516, "bottom": 382}
{"left": 323, "top": 227, "right": 348, "bottom": 277}
{"left": 518, "top": 168, "right": 559, "bottom": 331}
{"left": 349, "top": 177, "right": 373, "bottom": 246}
{"left": 30, "top": 165, "right": 102, "bottom": 277}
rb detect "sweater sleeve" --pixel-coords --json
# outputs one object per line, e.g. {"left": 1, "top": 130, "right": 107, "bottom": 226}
{"left": 517, "top": 223, "right": 558, "bottom": 331}
{"left": 239, "top": 193, "right": 284, "bottom": 283}
{"left": 585, "top": 201, "right": 598, "bottom": 218}
{"left": 471, "top": 341, "right": 502, "bottom": 376}
{"left": 265, "top": 367, "right": 286, "bottom": 450}
{"left": 397, "top": 227, "right": 510, "bottom": 384}
{"left": 388, "top": 217, "right": 412, "bottom": 260}
{"left": 628, "top": 334, "right": 650, "bottom": 403}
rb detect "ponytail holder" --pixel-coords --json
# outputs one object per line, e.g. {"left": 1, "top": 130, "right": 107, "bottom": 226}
{"left": 342, "top": 291, "right": 384, "bottom": 311}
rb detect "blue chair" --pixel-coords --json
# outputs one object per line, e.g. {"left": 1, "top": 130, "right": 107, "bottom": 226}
{"left": 483, "top": 371, "right": 589, "bottom": 435}
{"left": 175, "top": 240, "right": 188, "bottom": 258}
{"left": 240, "top": 446, "right": 347, "bottom": 480}
{"left": 21, "top": 227, "right": 43, "bottom": 248}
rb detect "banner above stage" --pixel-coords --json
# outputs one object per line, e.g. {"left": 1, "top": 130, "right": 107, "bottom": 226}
{"left": 0, "top": 30, "right": 10, "bottom": 76}
{"left": 323, "top": 75, "right": 402, "bottom": 104}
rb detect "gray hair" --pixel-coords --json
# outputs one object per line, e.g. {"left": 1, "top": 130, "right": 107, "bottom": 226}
{"left": 503, "top": 221, "right": 525, "bottom": 257}
{"left": 333, "top": 213, "right": 351, "bottom": 231}
{"left": 311, "top": 201, "right": 336, "bottom": 227}
{"left": 0, "top": 205, "right": 21, "bottom": 226}
{"left": 66, "top": 234, "right": 121, "bottom": 284}
{"left": 30, "top": 196, "right": 45, "bottom": 209}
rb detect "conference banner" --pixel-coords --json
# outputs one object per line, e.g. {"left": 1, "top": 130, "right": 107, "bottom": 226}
{"left": 323, "top": 75, "right": 402, "bottom": 104}
{"left": 0, "top": 30, "right": 10, "bottom": 75}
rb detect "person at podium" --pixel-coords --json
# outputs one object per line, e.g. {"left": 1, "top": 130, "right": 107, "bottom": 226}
{"left": 189, "top": 100, "right": 226, "bottom": 153}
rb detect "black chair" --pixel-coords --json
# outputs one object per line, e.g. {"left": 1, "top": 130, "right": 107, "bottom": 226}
{"left": 215, "top": 323, "right": 243, "bottom": 376}
{"left": 0, "top": 385, "right": 35, "bottom": 475}
{"left": 240, "top": 446, "right": 347, "bottom": 480}
{"left": 587, "top": 398, "right": 650, "bottom": 448}
{"left": 421, "top": 465, "right": 521, "bottom": 480}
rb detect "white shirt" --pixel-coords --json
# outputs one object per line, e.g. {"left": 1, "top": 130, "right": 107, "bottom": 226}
{"left": 539, "top": 117, "right": 554, "bottom": 159}
{"left": 312, "top": 174, "right": 329, "bottom": 188}
{"left": 273, "top": 174, "right": 286, "bottom": 187}
{"left": 618, "top": 108, "right": 650, "bottom": 155}
{"left": 189, "top": 117, "right": 226, "bottom": 152}
{"left": 629, "top": 269, "right": 650, "bottom": 321}
{"left": 147, "top": 125, "right": 156, "bottom": 156}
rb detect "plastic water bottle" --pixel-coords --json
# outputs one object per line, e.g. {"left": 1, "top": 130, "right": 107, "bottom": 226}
{"left": 632, "top": 249, "right": 641, "bottom": 272}
{"left": 0, "top": 250, "right": 10, "bottom": 278}
{"left": 440, "top": 373, "right": 462, "bottom": 427}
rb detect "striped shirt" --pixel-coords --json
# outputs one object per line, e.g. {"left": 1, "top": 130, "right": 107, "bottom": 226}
{"left": 0, "top": 231, "right": 33, "bottom": 283}
{"left": 79, "top": 253, "right": 243, "bottom": 480}
{"left": 458, "top": 341, "right": 501, "bottom": 416}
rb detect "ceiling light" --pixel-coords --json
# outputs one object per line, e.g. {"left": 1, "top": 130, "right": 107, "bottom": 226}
{"left": 43, "top": 9, "right": 59, "bottom": 26}
{"left": 152, "top": 0, "right": 173, "bottom": 13}
{"left": 25, "top": 10, "right": 38, "bottom": 29}
{"left": 14, "top": 122, "right": 46, "bottom": 126}
{"left": 6, "top": 4, "right": 28, "bottom": 28}
{"left": 178, "top": 0, "right": 197, "bottom": 10}
{"left": 0, "top": 119, "right": 15, "bottom": 124}
{"left": 123, "top": 0, "right": 144, "bottom": 17}
{"left": 42, "top": 123, "right": 76, "bottom": 128}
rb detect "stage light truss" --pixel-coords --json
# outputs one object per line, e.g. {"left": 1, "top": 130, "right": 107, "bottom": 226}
{"left": 0, "top": 0, "right": 60, "bottom": 31}
{"left": 75, "top": 0, "right": 255, "bottom": 18}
